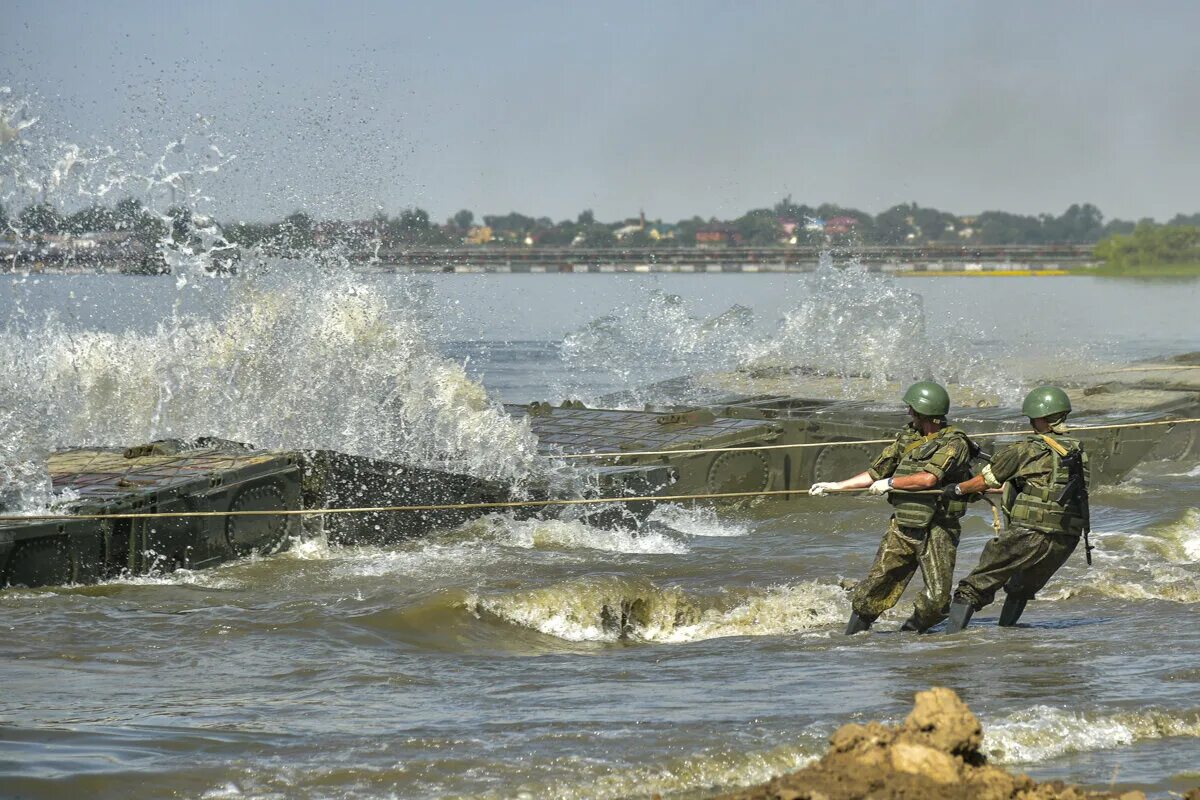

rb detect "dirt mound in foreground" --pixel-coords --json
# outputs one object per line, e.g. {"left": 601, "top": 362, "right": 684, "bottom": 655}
{"left": 716, "top": 687, "right": 1198, "bottom": 800}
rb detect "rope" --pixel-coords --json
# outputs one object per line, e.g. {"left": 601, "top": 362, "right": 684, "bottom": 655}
{"left": 0, "top": 486, "right": 900, "bottom": 522}
{"left": 554, "top": 416, "right": 1200, "bottom": 460}
{"left": 0, "top": 417, "right": 1193, "bottom": 524}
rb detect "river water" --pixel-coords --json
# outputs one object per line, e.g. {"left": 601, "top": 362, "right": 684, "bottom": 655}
{"left": 2, "top": 271, "right": 1200, "bottom": 799}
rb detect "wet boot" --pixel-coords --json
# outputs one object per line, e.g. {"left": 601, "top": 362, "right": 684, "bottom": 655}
{"left": 844, "top": 611, "right": 874, "bottom": 635}
{"left": 999, "top": 594, "right": 1028, "bottom": 627}
{"left": 945, "top": 600, "right": 975, "bottom": 633}
{"left": 899, "top": 614, "right": 926, "bottom": 633}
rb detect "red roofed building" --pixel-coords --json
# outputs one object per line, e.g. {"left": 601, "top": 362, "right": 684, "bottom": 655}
{"left": 824, "top": 216, "right": 859, "bottom": 236}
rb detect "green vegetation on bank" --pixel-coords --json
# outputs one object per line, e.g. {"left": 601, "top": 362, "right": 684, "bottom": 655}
{"left": 1092, "top": 222, "right": 1200, "bottom": 276}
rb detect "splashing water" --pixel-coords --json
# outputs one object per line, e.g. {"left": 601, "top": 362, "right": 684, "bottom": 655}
{"left": 556, "top": 255, "right": 1027, "bottom": 407}
{"left": 746, "top": 255, "right": 1024, "bottom": 402}
{"left": 747, "top": 253, "right": 927, "bottom": 383}
{"left": 559, "top": 289, "right": 757, "bottom": 401}
{"left": 0, "top": 266, "right": 543, "bottom": 512}
{"left": 1, "top": 92, "right": 544, "bottom": 512}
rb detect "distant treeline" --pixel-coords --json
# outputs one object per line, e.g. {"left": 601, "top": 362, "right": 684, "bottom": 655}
{"left": 4, "top": 197, "right": 1200, "bottom": 254}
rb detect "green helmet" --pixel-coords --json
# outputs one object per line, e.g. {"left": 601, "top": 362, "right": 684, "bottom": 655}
{"left": 902, "top": 381, "right": 950, "bottom": 417}
{"left": 1021, "top": 385, "right": 1072, "bottom": 419}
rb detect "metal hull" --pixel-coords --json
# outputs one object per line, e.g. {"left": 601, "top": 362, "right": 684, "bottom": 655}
{"left": 1, "top": 441, "right": 304, "bottom": 588}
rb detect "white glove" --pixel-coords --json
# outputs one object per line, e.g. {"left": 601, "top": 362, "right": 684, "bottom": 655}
{"left": 809, "top": 482, "right": 837, "bottom": 496}
{"left": 868, "top": 478, "right": 893, "bottom": 496}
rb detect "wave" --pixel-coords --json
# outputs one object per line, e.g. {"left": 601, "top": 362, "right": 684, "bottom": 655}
{"left": 984, "top": 704, "right": 1200, "bottom": 765}
{"left": 1144, "top": 508, "right": 1200, "bottom": 562}
{"left": 472, "top": 740, "right": 820, "bottom": 800}
{"left": 1047, "top": 568, "right": 1200, "bottom": 605}
{"left": 1039, "top": 510, "right": 1200, "bottom": 604}
{"left": 468, "top": 576, "right": 848, "bottom": 643}
{"left": 461, "top": 513, "right": 689, "bottom": 555}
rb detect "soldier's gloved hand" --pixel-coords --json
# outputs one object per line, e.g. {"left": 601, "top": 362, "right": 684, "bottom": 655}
{"left": 808, "top": 482, "right": 837, "bottom": 496}
{"left": 867, "top": 478, "right": 893, "bottom": 496}
{"left": 941, "top": 483, "right": 963, "bottom": 499}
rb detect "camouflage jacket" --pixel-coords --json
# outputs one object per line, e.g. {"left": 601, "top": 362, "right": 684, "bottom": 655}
{"left": 981, "top": 434, "right": 1083, "bottom": 489}
{"left": 982, "top": 433, "right": 1089, "bottom": 535}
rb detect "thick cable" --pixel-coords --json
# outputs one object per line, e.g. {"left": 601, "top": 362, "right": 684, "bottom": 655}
{"left": 0, "top": 486, "right": 946, "bottom": 522}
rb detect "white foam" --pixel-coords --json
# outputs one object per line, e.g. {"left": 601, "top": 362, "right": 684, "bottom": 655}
{"left": 462, "top": 513, "right": 688, "bottom": 555}
{"left": 1095, "top": 478, "right": 1148, "bottom": 496}
{"left": 327, "top": 540, "right": 510, "bottom": 580}
{"left": 97, "top": 566, "right": 243, "bottom": 590}
{"left": 647, "top": 503, "right": 751, "bottom": 537}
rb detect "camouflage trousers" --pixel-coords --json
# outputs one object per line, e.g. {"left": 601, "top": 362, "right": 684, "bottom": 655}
{"left": 850, "top": 516, "right": 961, "bottom": 630}
{"left": 955, "top": 525, "right": 1079, "bottom": 611}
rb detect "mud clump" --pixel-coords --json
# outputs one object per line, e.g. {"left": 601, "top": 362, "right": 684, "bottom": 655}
{"left": 717, "top": 688, "right": 1162, "bottom": 800}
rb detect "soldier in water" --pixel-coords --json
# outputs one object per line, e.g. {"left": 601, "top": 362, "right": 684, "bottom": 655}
{"left": 809, "top": 382, "right": 976, "bottom": 634}
{"left": 942, "top": 386, "right": 1090, "bottom": 633}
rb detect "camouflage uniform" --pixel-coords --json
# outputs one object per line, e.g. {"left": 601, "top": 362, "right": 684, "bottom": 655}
{"left": 850, "top": 424, "right": 974, "bottom": 630}
{"left": 955, "top": 433, "right": 1089, "bottom": 611}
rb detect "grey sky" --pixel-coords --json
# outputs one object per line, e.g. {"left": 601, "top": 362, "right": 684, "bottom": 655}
{"left": 3, "top": 1, "right": 1198, "bottom": 223}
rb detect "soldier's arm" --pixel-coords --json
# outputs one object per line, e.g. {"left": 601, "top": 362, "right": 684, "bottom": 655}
{"left": 825, "top": 470, "right": 875, "bottom": 491}
{"left": 948, "top": 442, "right": 1024, "bottom": 495}
{"left": 817, "top": 437, "right": 902, "bottom": 491}
{"left": 890, "top": 470, "right": 939, "bottom": 490}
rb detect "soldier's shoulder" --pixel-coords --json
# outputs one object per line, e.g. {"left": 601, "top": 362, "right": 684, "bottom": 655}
{"left": 995, "top": 437, "right": 1044, "bottom": 462}
{"left": 1012, "top": 437, "right": 1058, "bottom": 464}
{"left": 936, "top": 426, "right": 973, "bottom": 449}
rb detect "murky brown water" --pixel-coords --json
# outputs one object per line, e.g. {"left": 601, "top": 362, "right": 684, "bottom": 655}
{"left": 2, "top": 274, "right": 1199, "bottom": 799}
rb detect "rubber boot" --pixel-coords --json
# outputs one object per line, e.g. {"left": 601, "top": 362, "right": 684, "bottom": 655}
{"left": 999, "top": 594, "right": 1028, "bottom": 627}
{"left": 844, "top": 611, "right": 874, "bottom": 635}
{"left": 945, "top": 600, "right": 974, "bottom": 633}
{"left": 899, "top": 615, "right": 924, "bottom": 632}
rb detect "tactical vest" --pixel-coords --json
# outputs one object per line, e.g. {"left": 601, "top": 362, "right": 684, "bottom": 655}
{"left": 888, "top": 426, "right": 973, "bottom": 528}
{"left": 1005, "top": 434, "right": 1090, "bottom": 535}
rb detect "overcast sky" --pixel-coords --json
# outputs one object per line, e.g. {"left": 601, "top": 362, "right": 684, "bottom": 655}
{"left": 3, "top": 1, "right": 1198, "bottom": 223}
